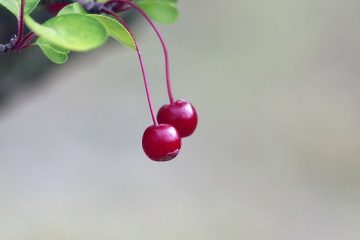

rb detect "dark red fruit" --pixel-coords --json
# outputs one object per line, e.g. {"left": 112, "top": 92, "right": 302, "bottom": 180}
{"left": 157, "top": 100, "right": 198, "bottom": 138}
{"left": 46, "top": 3, "right": 69, "bottom": 14}
{"left": 142, "top": 124, "right": 182, "bottom": 161}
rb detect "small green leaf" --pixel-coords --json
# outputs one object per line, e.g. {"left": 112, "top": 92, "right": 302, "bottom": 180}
{"left": 37, "top": 38, "right": 70, "bottom": 54}
{"left": 137, "top": 0, "right": 179, "bottom": 24}
{"left": 37, "top": 43, "right": 69, "bottom": 64}
{"left": 25, "top": 14, "right": 108, "bottom": 52}
{"left": 89, "top": 15, "right": 135, "bottom": 50}
{"left": 0, "top": 0, "right": 40, "bottom": 18}
{"left": 57, "top": 2, "right": 87, "bottom": 16}
{"left": 36, "top": 38, "right": 70, "bottom": 64}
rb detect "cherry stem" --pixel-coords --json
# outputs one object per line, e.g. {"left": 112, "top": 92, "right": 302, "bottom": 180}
{"left": 18, "top": 32, "right": 37, "bottom": 49}
{"left": 102, "top": 8, "right": 158, "bottom": 126}
{"left": 15, "top": 0, "right": 26, "bottom": 47}
{"left": 106, "top": 0, "right": 175, "bottom": 104}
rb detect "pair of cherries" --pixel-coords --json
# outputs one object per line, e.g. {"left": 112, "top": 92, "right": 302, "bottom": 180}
{"left": 101, "top": 1, "right": 199, "bottom": 162}
{"left": 142, "top": 100, "right": 198, "bottom": 161}
{"left": 47, "top": 0, "right": 197, "bottom": 161}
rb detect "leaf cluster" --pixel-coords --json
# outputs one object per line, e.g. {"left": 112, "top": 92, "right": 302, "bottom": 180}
{"left": 0, "top": 0, "right": 179, "bottom": 63}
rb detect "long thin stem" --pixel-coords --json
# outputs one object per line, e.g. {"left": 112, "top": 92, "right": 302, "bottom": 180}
{"left": 17, "top": 32, "right": 36, "bottom": 48}
{"left": 19, "top": 32, "right": 37, "bottom": 49}
{"left": 15, "top": 0, "right": 26, "bottom": 46}
{"left": 106, "top": 0, "right": 175, "bottom": 103}
{"left": 102, "top": 8, "right": 158, "bottom": 125}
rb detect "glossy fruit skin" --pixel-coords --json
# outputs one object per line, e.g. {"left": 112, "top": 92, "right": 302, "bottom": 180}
{"left": 157, "top": 100, "right": 198, "bottom": 138}
{"left": 142, "top": 124, "right": 182, "bottom": 161}
{"left": 46, "top": 3, "right": 69, "bottom": 14}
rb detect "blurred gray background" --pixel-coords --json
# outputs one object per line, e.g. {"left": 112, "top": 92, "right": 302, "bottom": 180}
{"left": 1, "top": 0, "right": 360, "bottom": 239}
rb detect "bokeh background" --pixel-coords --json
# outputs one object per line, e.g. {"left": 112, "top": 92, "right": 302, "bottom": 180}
{"left": 1, "top": 0, "right": 360, "bottom": 239}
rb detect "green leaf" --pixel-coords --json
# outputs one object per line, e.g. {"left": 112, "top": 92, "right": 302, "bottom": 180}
{"left": 25, "top": 14, "right": 108, "bottom": 52}
{"left": 36, "top": 38, "right": 70, "bottom": 64}
{"left": 36, "top": 2, "right": 82, "bottom": 63}
{"left": 37, "top": 42, "right": 69, "bottom": 64}
{"left": 57, "top": 2, "right": 87, "bottom": 16}
{"left": 137, "top": 0, "right": 179, "bottom": 24}
{"left": 35, "top": 37, "right": 70, "bottom": 54}
{"left": 0, "top": 0, "right": 40, "bottom": 18}
{"left": 37, "top": 38, "right": 70, "bottom": 54}
{"left": 89, "top": 15, "right": 135, "bottom": 50}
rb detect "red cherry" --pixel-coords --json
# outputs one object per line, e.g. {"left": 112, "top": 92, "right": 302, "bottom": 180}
{"left": 157, "top": 100, "right": 198, "bottom": 138}
{"left": 46, "top": 3, "right": 69, "bottom": 14}
{"left": 142, "top": 124, "right": 182, "bottom": 161}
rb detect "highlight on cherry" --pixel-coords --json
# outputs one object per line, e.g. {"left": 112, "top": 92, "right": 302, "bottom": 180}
{"left": 0, "top": 0, "right": 198, "bottom": 162}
